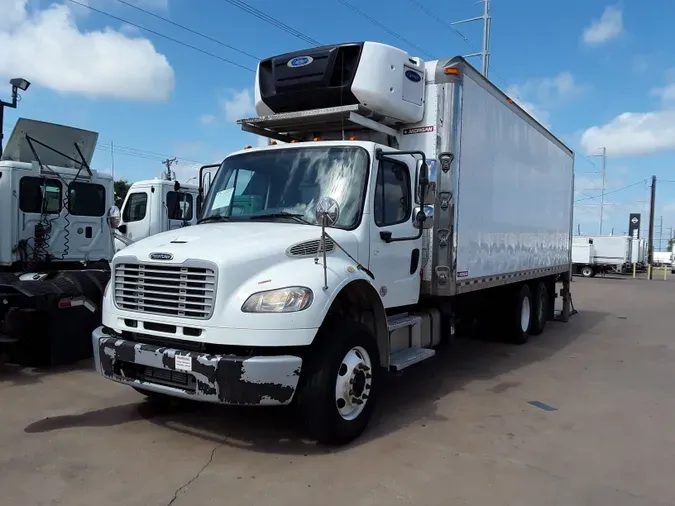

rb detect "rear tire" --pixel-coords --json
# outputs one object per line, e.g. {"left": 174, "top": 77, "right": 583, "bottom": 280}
{"left": 506, "top": 284, "right": 533, "bottom": 345}
{"left": 529, "top": 281, "right": 548, "bottom": 336}
{"left": 297, "top": 320, "right": 380, "bottom": 446}
{"left": 581, "top": 266, "right": 593, "bottom": 277}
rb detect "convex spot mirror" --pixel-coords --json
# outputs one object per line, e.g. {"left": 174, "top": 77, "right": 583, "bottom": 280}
{"left": 107, "top": 205, "right": 121, "bottom": 229}
{"left": 413, "top": 206, "right": 434, "bottom": 229}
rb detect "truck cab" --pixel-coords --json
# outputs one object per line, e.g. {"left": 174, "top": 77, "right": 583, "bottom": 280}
{"left": 114, "top": 178, "right": 200, "bottom": 252}
{"left": 0, "top": 118, "right": 114, "bottom": 270}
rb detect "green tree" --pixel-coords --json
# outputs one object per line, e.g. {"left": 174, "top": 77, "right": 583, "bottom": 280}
{"left": 114, "top": 179, "right": 130, "bottom": 208}
{"left": 668, "top": 238, "right": 674, "bottom": 253}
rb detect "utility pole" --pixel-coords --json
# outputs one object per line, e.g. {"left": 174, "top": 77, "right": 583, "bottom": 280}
{"left": 648, "top": 175, "right": 656, "bottom": 280}
{"left": 599, "top": 146, "right": 606, "bottom": 235}
{"left": 658, "top": 216, "right": 664, "bottom": 252}
{"left": 162, "top": 157, "right": 177, "bottom": 180}
{"left": 452, "top": 0, "right": 491, "bottom": 77}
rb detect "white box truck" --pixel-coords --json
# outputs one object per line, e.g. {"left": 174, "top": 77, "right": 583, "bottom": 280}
{"left": 93, "top": 41, "right": 575, "bottom": 444}
{"left": 572, "top": 235, "right": 631, "bottom": 276}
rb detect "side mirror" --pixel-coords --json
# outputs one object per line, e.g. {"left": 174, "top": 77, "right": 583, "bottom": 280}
{"left": 413, "top": 205, "right": 434, "bottom": 229}
{"left": 416, "top": 159, "right": 436, "bottom": 205}
{"left": 106, "top": 205, "right": 121, "bottom": 229}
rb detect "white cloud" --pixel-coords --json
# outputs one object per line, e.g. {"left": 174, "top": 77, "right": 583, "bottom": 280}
{"left": 506, "top": 72, "right": 584, "bottom": 130}
{"left": 0, "top": 0, "right": 174, "bottom": 101}
{"left": 198, "top": 114, "right": 216, "bottom": 125}
{"left": 581, "top": 111, "right": 675, "bottom": 157}
{"left": 581, "top": 70, "right": 675, "bottom": 157}
{"left": 221, "top": 88, "right": 254, "bottom": 123}
{"left": 650, "top": 70, "right": 675, "bottom": 106}
{"left": 583, "top": 5, "right": 623, "bottom": 46}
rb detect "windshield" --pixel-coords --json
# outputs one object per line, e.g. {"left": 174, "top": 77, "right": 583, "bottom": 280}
{"left": 200, "top": 146, "right": 369, "bottom": 229}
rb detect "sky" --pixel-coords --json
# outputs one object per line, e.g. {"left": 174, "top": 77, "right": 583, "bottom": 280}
{"left": 1, "top": 0, "right": 675, "bottom": 245}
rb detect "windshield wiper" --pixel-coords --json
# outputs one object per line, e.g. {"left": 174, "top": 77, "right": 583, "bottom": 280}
{"left": 197, "top": 215, "right": 231, "bottom": 224}
{"left": 248, "top": 212, "right": 313, "bottom": 225}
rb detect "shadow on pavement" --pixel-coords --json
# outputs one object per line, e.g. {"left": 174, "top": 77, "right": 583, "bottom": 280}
{"left": 22, "top": 308, "right": 605, "bottom": 454}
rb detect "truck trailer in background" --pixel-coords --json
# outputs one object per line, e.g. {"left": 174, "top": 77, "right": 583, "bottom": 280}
{"left": 573, "top": 235, "right": 632, "bottom": 277}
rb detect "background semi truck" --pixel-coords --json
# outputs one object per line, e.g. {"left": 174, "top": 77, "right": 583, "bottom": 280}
{"left": 93, "top": 41, "right": 575, "bottom": 445}
{"left": 0, "top": 118, "right": 115, "bottom": 366}
{"left": 0, "top": 118, "right": 214, "bottom": 366}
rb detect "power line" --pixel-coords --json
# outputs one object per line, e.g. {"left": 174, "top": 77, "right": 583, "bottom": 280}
{"left": 336, "top": 0, "right": 435, "bottom": 59}
{"left": 574, "top": 179, "right": 648, "bottom": 203}
{"left": 407, "top": 0, "right": 475, "bottom": 50}
{"left": 221, "top": 0, "right": 322, "bottom": 47}
{"left": 65, "top": 0, "right": 255, "bottom": 72}
{"left": 113, "top": 0, "right": 259, "bottom": 60}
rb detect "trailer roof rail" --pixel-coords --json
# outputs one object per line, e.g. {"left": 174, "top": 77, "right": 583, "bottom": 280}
{"left": 237, "top": 104, "right": 400, "bottom": 143}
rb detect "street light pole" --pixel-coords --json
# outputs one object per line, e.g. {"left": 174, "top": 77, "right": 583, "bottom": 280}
{"left": 0, "top": 78, "right": 31, "bottom": 158}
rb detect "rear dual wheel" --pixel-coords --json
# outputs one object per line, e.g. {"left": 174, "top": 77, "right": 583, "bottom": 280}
{"left": 506, "top": 281, "right": 549, "bottom": 344}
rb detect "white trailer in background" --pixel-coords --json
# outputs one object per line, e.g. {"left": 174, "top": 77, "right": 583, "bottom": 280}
{"left": 94, "top": 41, "right": 575, "bottom": 445}
{"left": 631, "top": 238, "right": 646, "bottom": 269}
{"left": 573, "top": 235, "right": 632, "bottom": 277}
{"left": 653, "top": 251, "right": 674, "bottom": 272}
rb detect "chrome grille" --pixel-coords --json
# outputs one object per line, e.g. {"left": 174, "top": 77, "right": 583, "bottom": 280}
{"left": 287, "top": 238, "right": 335, "bottom": 257}
{"left": 114, "top": 263, "right": 216, "bottom": 319}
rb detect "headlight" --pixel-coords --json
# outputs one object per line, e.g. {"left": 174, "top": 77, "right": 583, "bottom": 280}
{"left": 241, "top": 286, "right": 313, "bottom": 313}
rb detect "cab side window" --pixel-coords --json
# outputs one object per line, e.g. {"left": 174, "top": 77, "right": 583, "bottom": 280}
{"left": 374, "top": 159, "right": 411, "bottom": 226}
{"left": 167, "top": 191, "right": 194, "bottom": 221}
{"left": 122, "top": 192, "right": 148, "bottom": 222}
{"left": 19, "top": 177, "right": 62, "bottom": 214}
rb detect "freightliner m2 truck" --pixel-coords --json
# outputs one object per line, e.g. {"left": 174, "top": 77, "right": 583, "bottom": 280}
{"left": 93, "top": 42, "right": 575, "bottom": 445}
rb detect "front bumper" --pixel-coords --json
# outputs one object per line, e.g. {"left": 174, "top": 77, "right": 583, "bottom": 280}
{"left": 92, "top": 327, "right": 303, "bottom": 406}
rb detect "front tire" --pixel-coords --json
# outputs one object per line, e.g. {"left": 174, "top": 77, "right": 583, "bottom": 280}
{"left": 297, "top": 321, "right": 380, "bottom": 446}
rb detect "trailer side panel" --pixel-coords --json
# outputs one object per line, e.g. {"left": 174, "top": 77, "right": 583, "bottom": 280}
{"left": 454, "top": 72, "right": 574, "bottom": 292}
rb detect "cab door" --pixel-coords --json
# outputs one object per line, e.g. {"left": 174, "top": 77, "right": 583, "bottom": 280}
{"left": 368, "top": 155, "right": 422, "bottom": 308}
{"left": 63, "top": 180, "right": 110, "bottom": 261}
{"left": 164, "top": 187, "right": 195, "bottom": 230}
{"left": 119, "top": 189, "right": 151, "bottom": 242}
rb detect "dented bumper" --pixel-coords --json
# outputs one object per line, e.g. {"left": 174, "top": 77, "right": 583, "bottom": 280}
{"left": 92, "top": 327, "right": 302, "bottom": 406}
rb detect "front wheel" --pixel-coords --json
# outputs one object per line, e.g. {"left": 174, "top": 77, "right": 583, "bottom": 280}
{"left": 297, "top": 321, "right": 380, "bottom": 445}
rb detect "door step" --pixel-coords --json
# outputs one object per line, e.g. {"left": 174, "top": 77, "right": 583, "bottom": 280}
{"left": 387, "top": 313, "right": 422, "bottom": 331}
{"left": 389, "top": 347, "right": 436, "bottom": 372}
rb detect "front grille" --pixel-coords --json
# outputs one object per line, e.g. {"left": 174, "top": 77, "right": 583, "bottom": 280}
{"left": 114, "top": 263, "right": 216, "bottom": 319}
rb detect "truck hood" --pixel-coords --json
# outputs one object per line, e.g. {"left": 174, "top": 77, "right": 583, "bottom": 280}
{"left": 112, "top": 221, "right": 360, "bottom": 266}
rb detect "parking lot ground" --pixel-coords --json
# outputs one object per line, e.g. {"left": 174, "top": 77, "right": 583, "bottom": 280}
{"left": 2, "top": 275, "right": 675, "bottom": 506}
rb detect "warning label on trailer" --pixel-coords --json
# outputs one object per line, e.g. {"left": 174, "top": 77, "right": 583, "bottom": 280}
{"left": 403, "top": 126, "right": 434, "bottom": 135}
